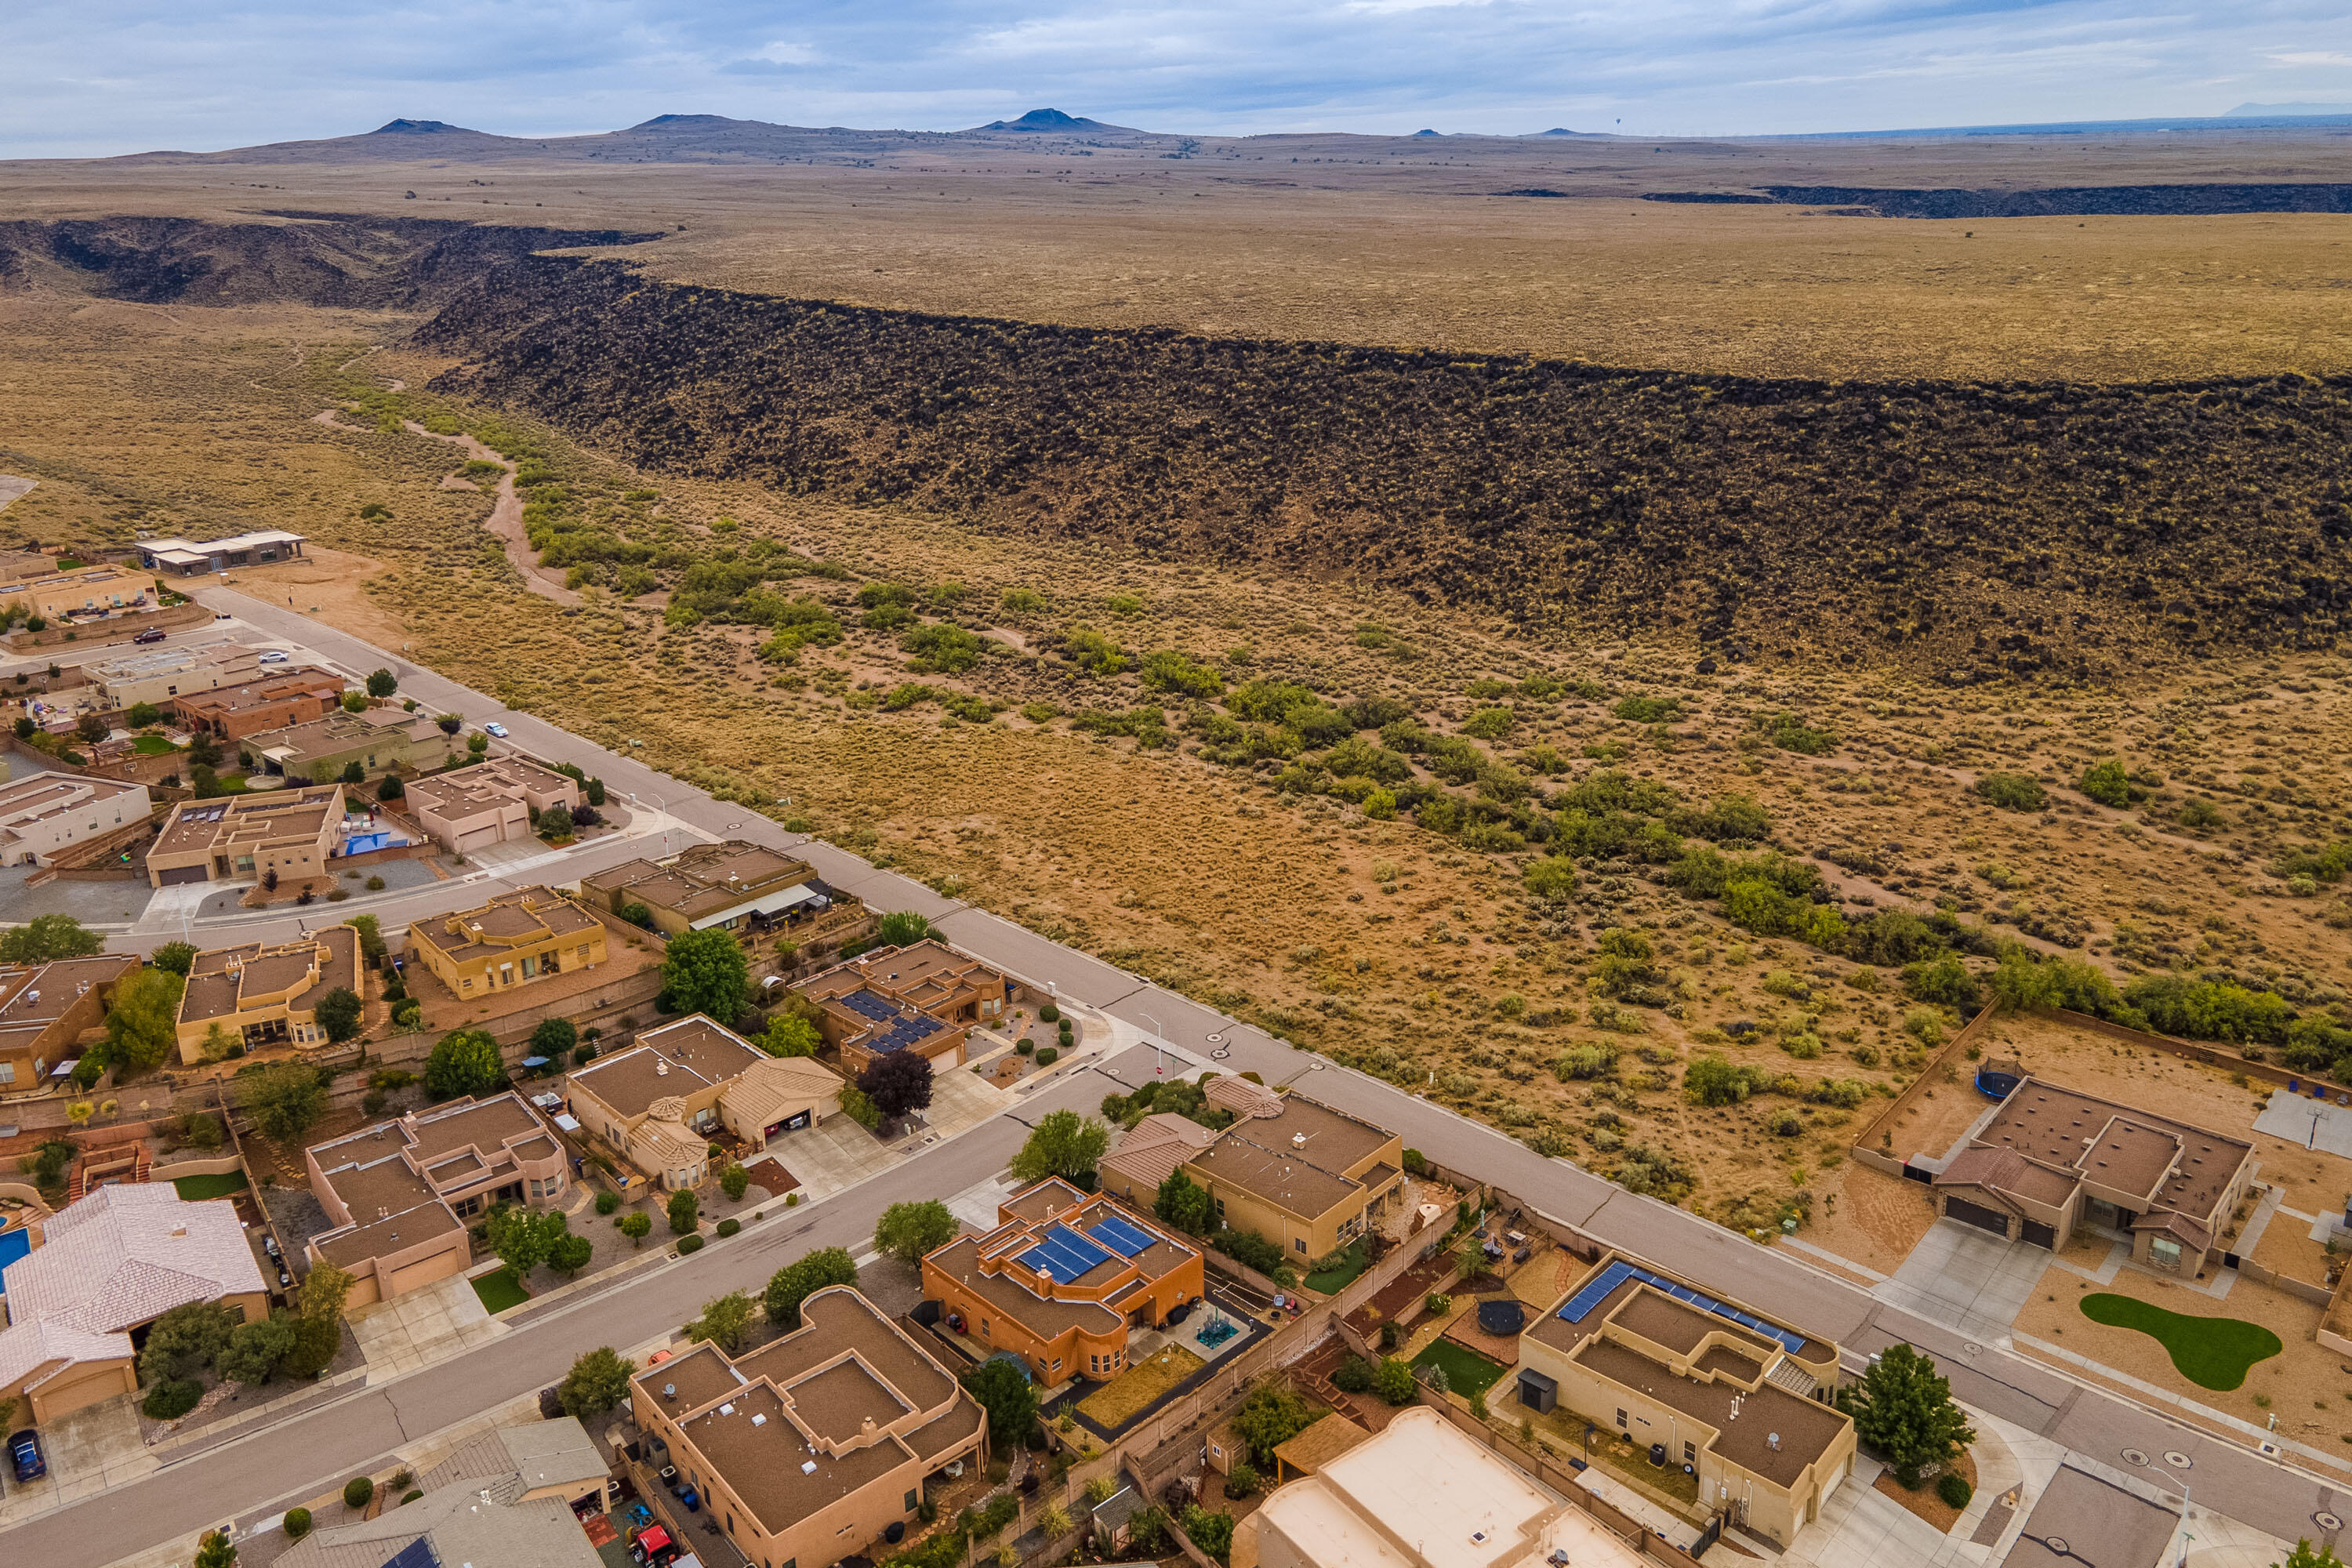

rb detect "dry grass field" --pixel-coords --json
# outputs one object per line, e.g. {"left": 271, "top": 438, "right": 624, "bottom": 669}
{"left": 5, "top": 126, "right": 2352, "bottom": 381}
{"left": 5, "top": 122, "right": 2352, "bottom": 1232}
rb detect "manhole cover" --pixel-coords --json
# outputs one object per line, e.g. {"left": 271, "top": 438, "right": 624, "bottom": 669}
{"left": 2122, "top": 1449, "right": 2151, "bottom": 1467}
{"left": 1964, "top": 1342, "right": 1984, "bottom": 1357}
{"left": 2045, "top": 1539, "right": 2068, "bottom": 1556}
{"left": 2164, "top": 1451, "right": 2193, "bottom": 1470}
{"left": 2318, "top": 1512, "right": 2344, "bottom": 1533}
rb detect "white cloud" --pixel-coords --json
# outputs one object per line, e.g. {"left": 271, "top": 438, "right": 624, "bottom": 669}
{"left": 755, "top": 39, "right": 819, "bottom": 64}
{"left": 2266, "top": 49, "right": 2352, "bottom": 66}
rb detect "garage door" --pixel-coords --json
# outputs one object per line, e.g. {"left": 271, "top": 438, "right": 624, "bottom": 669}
{"left": 1944, "top": 1196, "right": 2012, "bottom": 1238}
{"left": 156, "top": 863, "right": 209, "bottom": 886}
{"left": 452, "top": 825, "right": 502, "bottom": 851}
{"left": 2020, "top": 1219, "right": 2058, "bottom": 1250}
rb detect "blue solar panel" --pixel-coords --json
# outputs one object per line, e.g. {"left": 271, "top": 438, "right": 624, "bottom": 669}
{"left": 1021, "top": 1224, "right": 1112, "bottom": 1284}
{"left": 1088, "top": 1214, "right": 1156, "bottom": 1258}
{"left": 1556, "top": 1260, "right": 1806, "bottom": 1355}
{"left": 378, "top": 1539, "right": 440, "bottom": 1568}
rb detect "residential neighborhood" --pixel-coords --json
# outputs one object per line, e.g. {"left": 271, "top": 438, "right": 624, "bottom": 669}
{"left": 0, "top": 594, "right": 2329, "bottom": 1568}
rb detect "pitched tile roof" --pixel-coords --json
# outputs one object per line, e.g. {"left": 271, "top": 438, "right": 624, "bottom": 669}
{"left": 2, "top": 1184, "right": 267, "bottom": 1333}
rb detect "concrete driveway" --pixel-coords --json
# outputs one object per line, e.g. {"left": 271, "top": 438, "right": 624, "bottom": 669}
{"left": 1875, "top": 1218, "right": 2049, "bottom": 1342}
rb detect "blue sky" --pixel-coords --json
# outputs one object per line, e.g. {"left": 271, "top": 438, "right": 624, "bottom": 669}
{"left": 9, "top": 0, "right": 2352, "bottom": 157}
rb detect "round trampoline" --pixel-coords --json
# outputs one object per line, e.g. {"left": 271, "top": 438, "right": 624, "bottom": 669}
{"left": 1476, "top": 1299, "right": 1526, "bottom": 1336}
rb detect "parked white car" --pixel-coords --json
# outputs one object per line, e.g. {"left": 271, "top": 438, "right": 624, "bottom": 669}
{"left": 484, "top": 721, "right": 510, "bottom": 739}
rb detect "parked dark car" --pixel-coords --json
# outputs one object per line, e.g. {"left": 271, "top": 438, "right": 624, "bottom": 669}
{"left": 132, "top": 626, "right": 168, "bottom": 644}
{"left": 9, "top": 1428, "right": 45, "bottom": 1482}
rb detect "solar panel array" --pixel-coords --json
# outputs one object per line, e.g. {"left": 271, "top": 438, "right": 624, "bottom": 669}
{"left": 1021, "top": 1223, "right": 1113, "bottom": 1284}
{"left": 1556, "top": 1259, "right": 1807, "bottom": 1356}
{"left": 1087, "top": 1213, "right": 1157, "bottom": 1258}
{"left": 377, "top": 1538, "right": 441, "bottom": 1568}
{"left": 839, "top": 989, "right": 946, "bottom": 1054}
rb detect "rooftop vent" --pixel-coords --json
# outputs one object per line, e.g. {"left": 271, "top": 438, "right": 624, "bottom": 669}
{"left": 753, "top": 1413, "right": 766, "bottom": 1426}
{"left": 802, "top": 1460, "right": 818, "bottom": 1475}
{"left": 720, "top": 1403, "right": 735, "bottom": 1416}
{"left": 1292, "top": 1133, "right": 1308, "bottom": 1149}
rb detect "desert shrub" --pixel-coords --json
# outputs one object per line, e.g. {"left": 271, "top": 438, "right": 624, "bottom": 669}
{"left": 2078, "top": 759, "right": 2132, "bottom": 807}
{"left": 285, "top": 1508, "right": 313, "bottom": 1540}
{"left": 141, "top": 1379, "right": 203, "bottom": 1420}
{"left": 1333, "top": 1356, "right": 1376, "bottom": 1393}
{"left": 1902, "top": 955, "right": 1981, "bottom": 1010}
{"left": 596, "top": 1190, "right": 620, "bottom": 1216}
{"left": 677, "top": 1234, "right": 705, "bottom": 1254}
{"left": 1975, "top": 772, "right": 2047, "bottom": 811}
{"left": 1937, "top": 1473, "right": 1973, "bottom": 1509}
{"left": 1553, "top": 1043, "right": 1618, "bottom": 1080}
{"left": 344, "top": 1475, "right": 376, "bottom": 1510}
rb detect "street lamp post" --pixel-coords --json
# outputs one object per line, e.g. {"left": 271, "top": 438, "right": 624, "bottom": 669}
{"left": 630, "top": 790, "right": 671, "bottom": 858}
{"left": 1139, "top": 1011, "right": 1167, "bottom": 1077}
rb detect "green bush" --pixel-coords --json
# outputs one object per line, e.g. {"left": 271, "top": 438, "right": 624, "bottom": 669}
{"left": 1936, "top": 1473, "right": 1972, "bottom": 1509}
{"left": 1333, "top": 1356, "right": 1376, "bottom": 1393}
{"left": 1015, "top": 1038, "right": 1035, "bottom": 1055}
{"left": 344, "top": 1475, "right": 375, "bottom": 1510}
{"left": 284, "top": 1508, "right": 313, "bottom": 1541}
{"left": 1036, "top": 1046, "right": 1059, "bottom": 1065}
{"left": 595, "top": 1190, "right": 620, "bottom": 1216}
{"left": 1038, "top": 1003, "right": 1060, "bottom": 1023}
{"left": 1975, "top": 771, "right": 2047, "bottom": 812}
{"left": 717, "top": 1218, "right": 742, "bottom": 1238}
{"left": 2078, "top": 759, "right": 2132, "bottom": 807}
{"left": 677, "top": 1234, "right": 706, "bottom": 1254}
{"left": 141, "top": 1379, "right": 203, "bottom": 1420}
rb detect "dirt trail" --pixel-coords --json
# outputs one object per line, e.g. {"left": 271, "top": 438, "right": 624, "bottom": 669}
{"left": 313, "top": 405, "right": 578, "bottom": 604}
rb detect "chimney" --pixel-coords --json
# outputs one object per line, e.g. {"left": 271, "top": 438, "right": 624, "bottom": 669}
{"left": 171, "top": 1223, "right": 187, "bottom": 1238}
{"left": 1292, "top": 1133, "right": 1307, "bottom": 1149}
{"left": 860, "top": 1417, "right": 877, "bottom": 1439}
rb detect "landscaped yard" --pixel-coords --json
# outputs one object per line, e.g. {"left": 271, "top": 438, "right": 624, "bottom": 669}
{"left": 1077, "top": 1342, "right": 1204, "bottom": 1428}
{"left": 471, "top": 1267, "right": 529, "bottom": 1314}
{"left": 2079, "top": 1293, "right": 2282, "bottom": 1390}
{"left": 131, "top": 735, "right": 176, "bottom": 755}
{"left": 171, "top": 1171, "right": 249, "bottom": 1200}
{"left": 1305, "top": 1238, "right": 1370, "bottom": 1294}
{"left": 1410, "top": 1338, "right": 1508, "bottom": 1400}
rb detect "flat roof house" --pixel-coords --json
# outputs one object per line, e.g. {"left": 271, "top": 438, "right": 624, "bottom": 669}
{"left": 582, "top": 839, "right": 824, "bottom": 937}
{"left": 88, "top": 643, "right": 262, "bottom": 710}
{"left": 0, "top": 563, "right": 143, "bottom": 621}
{"left": 630, "top": 1286, "right": 988, "bottom": 1568}
{"left": 407, "top": 884, "right": 607, "bottom": 1003}
{"left": 0, "top": 1185, "right": 270, "bottom": 1426}
{"left": 242, "top": 707, "right": 447, "bottom": 782}
{"left": 172, "top": 667, "right": 343, "bottom": 740}
{"left": 0, "top": 954, "right": 136, "bottom": 1098}
{"left": 307, "top": 1092, "right": 568, "bottom": 1308}
{"left": 146, "top": 783, "right": 344, "bottom": 887}
{"left": 921, "top": 1177, "right": 1204, "bottom": 1388}
{"left": 568, "top": 1015, "right": 843, "bottom": 1191}
{"left": 1517, "top": 1250, "right": 1855, "bottom": 1549}
{"left": 1178, "top": 1082, "right": 1405, "bottom": 1262}
{"left": 137, "top": 530, "right": 307, "bottom": 575}
{"left": 1235, "top": 1403, "right": 1643, "bottom": 1568}
{"left": 810, "top": 938, "right": 1013, "bottom": 1029}
{"left": 1932, "top": 1073, "right": 2257, "bottom": 1278}
{"left": 174, "top": 925, "right": 361, "bottom": 1062}
{"left": 0, "top": 774, "right": 151, "bottom": 866}
{"left": 403, "top": 756, "right": 579, "bottom": 855}
{"left": 795, "top": 964, "right": 969, "bottom": 1086}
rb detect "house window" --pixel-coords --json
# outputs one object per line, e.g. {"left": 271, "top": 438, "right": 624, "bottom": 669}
{"left": 904, "top": 1490, "right": 918, "bottom": 1512}
{"left": 2150, "top": 1236, "right": 2184, "bottom": 1272}
{"left": 0, "top": 1063, "right": 14, "bottom": 1084}
{"left": 521, "top": 955, "right": 538, "bottom": 978}
{"left": 1683, "top": 1441, "right": 1697, "bottom": 1464}
{"left": 1294, "top": 1237, "right": 1307, "bottom": 1253}
{"left": 1615, "top": 1409, "right": 1628, "bottom": 1430}
{"left": 463, "top": 978, "right": 474, "bottom": 991}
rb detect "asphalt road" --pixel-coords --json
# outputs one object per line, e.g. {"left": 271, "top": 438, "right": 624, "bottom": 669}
{"left": 11, "top": 583, "right": 2347, "bottom": 1563}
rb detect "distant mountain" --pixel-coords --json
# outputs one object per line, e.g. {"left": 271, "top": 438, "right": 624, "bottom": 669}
{"left": 1529, "top": 127, "right": 1610, "bottom": 138}
{"left": 370, "top": 119, "right": 473, "bottom": 135}
{"left": 1412, "top": 129, "right": 1442, "bottom": 137}
{"left": 2225, "top": 102, "right": 2352, "bottom": 118}
{"left": 969, "top": 108, "right": 1138, "bottom": 135}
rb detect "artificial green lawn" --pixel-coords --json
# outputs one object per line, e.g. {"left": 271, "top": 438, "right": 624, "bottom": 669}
{"left": 1304, "top": 1238, "right": 1370, "bottom": 1294}
{"left": 171, "top": 1171, "right": 249, "bottom": 1200}
{"left": 1410, "top": 1338, "right": 1508, "bottom": 1399}
{"left": 131, "top": 735, "right": 177, "bottom": 755}
{"left": 472, "top": 1268, "right": 529, "bottom": 1314}
{"left": 2079, "top": 1293, "right": 2281, "bottom": 1390}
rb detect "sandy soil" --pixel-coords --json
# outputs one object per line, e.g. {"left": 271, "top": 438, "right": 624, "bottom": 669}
{"left": 1805, "top": 1163, "right": 1940, "bottom": 1276}
{"left": 2016, "top": 1262, "right": 2351, "bottom": 1437}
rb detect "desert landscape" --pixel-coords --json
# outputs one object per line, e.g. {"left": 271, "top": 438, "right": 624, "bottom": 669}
{"left": 4, "top": 114, "right": 2352, "bottom": 1235}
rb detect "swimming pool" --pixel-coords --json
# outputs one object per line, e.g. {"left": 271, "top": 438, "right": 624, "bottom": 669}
{"left": 0, "top": 1224, "right": 30, "bottom": 1272}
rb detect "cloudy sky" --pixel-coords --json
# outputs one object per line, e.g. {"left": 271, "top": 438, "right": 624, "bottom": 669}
{"left": 9, "top": 0, "right": 2352, "bottom": 156}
